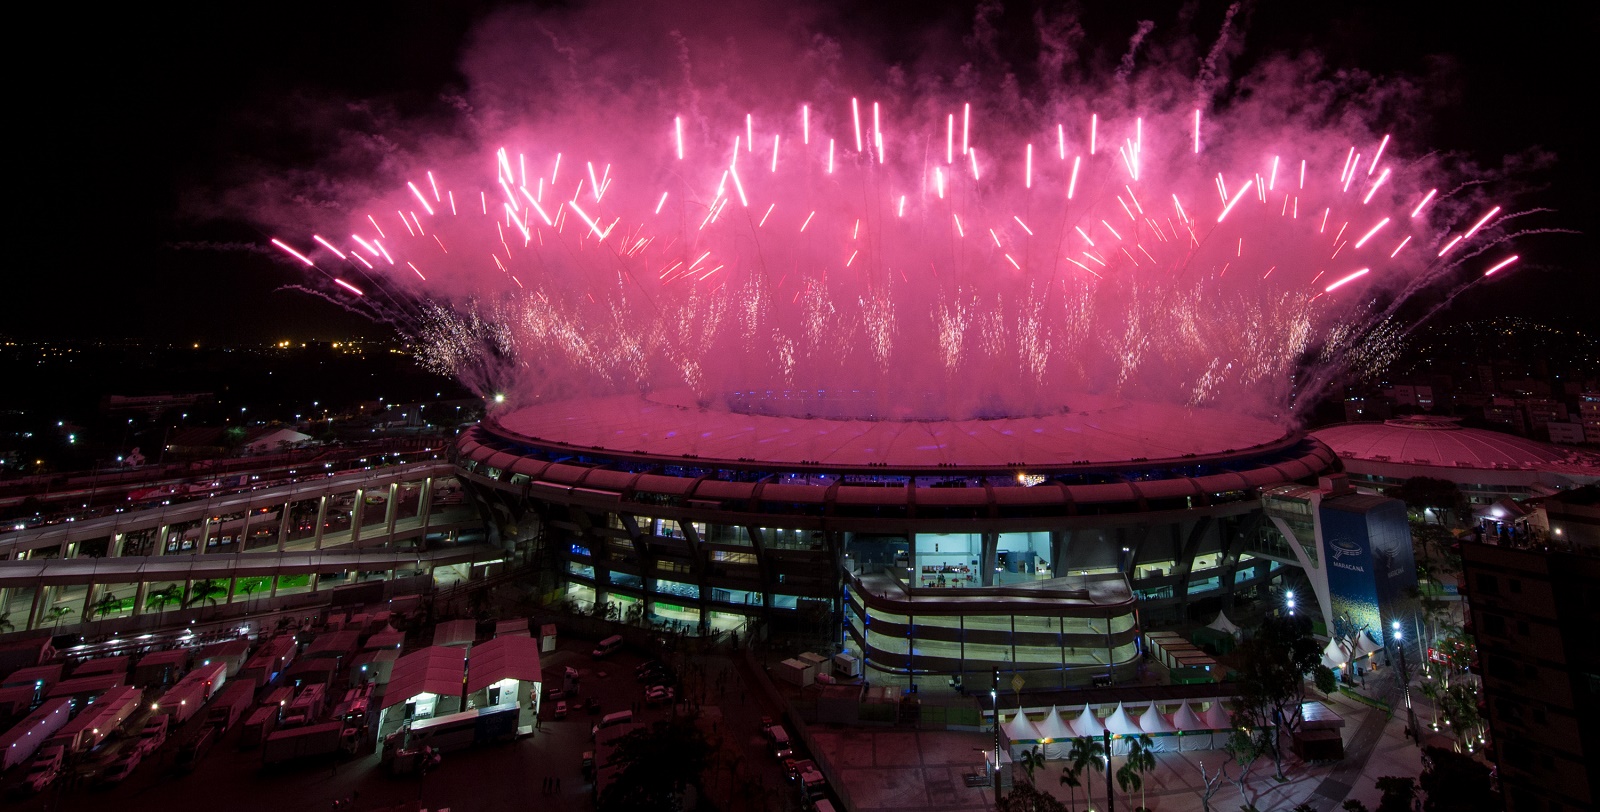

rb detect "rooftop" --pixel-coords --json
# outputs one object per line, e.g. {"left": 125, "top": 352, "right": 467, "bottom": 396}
{"left": 491, "top": 389, "right": 1291, "bottom": 470}
{"left": 1312, "top": 417, "right": 1600, "bottom": 474}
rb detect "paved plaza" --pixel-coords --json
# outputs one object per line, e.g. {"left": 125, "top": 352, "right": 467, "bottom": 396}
{"left": 811, "top": 686, "right": 1430, "bottom": 812}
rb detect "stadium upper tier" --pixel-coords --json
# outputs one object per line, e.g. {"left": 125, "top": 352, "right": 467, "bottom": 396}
{"left": 462, "top": 392, "right": 1337, "bottom": 518}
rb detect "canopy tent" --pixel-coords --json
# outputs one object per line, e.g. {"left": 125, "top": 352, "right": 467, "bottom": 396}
{"left": 381, "top": 646, "right": 467, "bottom": 712}
{"left": 1074, "top": 705, "right": 1103, "bottom": 739}
{"left": 1001, "top": 710, "right": 1043, "bottom": 756}
{"left": 1352, "top": 631, "right": 1383, "bottom": 659}
{"left": 1321, "top": 637, "right": 1352, "bottom": 670}
{"left": 1034, "top": 705, "right": 1076, "bottom": 758}
{"left": 1103, "top": 702, "right": 1143, "bottom": 754}
{"left": 1167, "top": 700, "right": 1217, "bottom": 751}
{"left": 1137, "top": 703, "right": 1179, "bottom": 751}
{"left": 1201, "top": 701, "right": 1234, "bottom": 731}
{"left": 465, "top": 634, "right": 543, "bottom": 696}
{"left": 1103, "top": 702, "right": 1142, "bottom": 735}
{"left": 1207, "top": 612, "right": 1244, "bottom": 639}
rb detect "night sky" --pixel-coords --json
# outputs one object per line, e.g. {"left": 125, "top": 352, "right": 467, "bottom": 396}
{"left": 13, "top": 1, "right": 1595, "bottom": 343}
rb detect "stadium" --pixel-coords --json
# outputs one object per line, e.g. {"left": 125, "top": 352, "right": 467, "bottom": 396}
{"left": 454, "top": 388, "right": 1347, "bottom": 686}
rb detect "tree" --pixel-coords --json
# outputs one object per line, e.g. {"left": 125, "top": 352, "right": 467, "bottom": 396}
{"left": 1374, "top": 776, "right": 1417, "bottom": 812}
{"left": 1059, "top": 763, "right": 1083, "bottom": 812}
{"left": 48, "top": 605, "right": 76, "bottom": 628}
{"left": 1233, "top": 613, "right": 1321, "bottom": 779}
{"left": 1224, "top": 728, "right": 1270, "bottom": 809}
{"left": 1314, "top": 664, "right": 1339, "bottom": 697}
{"left": 1066, "top": 736, "right": 1106, "bottom": 812}
{"left": 146, "top": 584, "right": 184, "bottom": 611}
{"left": 0, "top": 612, "right": 13, "bottom": 633}
{"left": 1418, "top": 746, "right": 1496, "bottom": 812}
{"left": 183, "top": 579, "right": 227, "bottom": 608}
{"left": 1115, "top": 734, "right": 1156, "bottom": 812}
{"left": 998, "top": 783, "right": 1068, "bottom": 812}
{"left": 1019, "top": 745, "right": 1047, "bottom": 787}
{"left": 1194, "top": 759, "right": 1227, "bottom": 812}
{"left": 597, "top": 717, "right": 712, "bottom": 812}
{"left": 89, "top": 591, "right": 123, "bottom": 620}
{"left": 1393, "top": 478, "right": 1467, "bottom": 527}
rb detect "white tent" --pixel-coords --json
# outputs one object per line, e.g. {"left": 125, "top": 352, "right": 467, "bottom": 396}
{"left": 1169, "top": 701, "right": 1213, "bottom": 752}
{"left": 1321, "top": 637, "right": 1352, "bottom": 670}
{"left": 1352, "top": 631, "right": 1383, "bottom": 659}
{"left": 1207, "top": 611, "right": 1244, "bottom": 639}
{"left": 1074, "top": 704, "right": 1103, "bottom": 739}
{"left": 1201, "top": 701, "right": 1234, "bottom": 731}
{"left": 1001, "top": 710, "right": 1042, "bottom": 756}
{"left": 1104, "top": 702, "right": 1143, "bottom": 736}
{"left": 1035, "top": 706, "right": 1075, "bottom": 759}
{"left": 1138, "top": 703, "right": 1176, "bottom": 734}
{"left": 1103, "top": 702, "right": 1143, "bottom": 754}
{"left": 1137, "top": 703, "right": 1178, "bottom": 751}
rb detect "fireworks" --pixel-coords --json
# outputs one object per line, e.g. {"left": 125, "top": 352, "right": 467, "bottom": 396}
{"left": 269, "top": 14, "right": 1535, "bottom": 422}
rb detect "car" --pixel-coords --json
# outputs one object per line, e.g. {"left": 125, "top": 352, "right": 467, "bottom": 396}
{"left": 547, "top": 687, "right": 566, "bottom": 702}
{"left": 644, "top": 686, "right": 675, "bottom": 706}
{"left": 554, "top": 700, "right": 569, "bottom": 719}
{"left": 785, "top": 759, "right": 818, "bottom": 782}
{"left": 102, "top": 750, "right": 143, "bottom": 785}
{"left": 19, "top": 762, "right": 61, "bottom": 795}
{"left": 634, "top": 660, "right": 662, "bottom": 676}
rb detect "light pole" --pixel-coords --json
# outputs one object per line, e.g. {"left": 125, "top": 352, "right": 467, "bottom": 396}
{"left": 1393, "top": 621, "right": 1419, "bottom": 741}
{"left": 992, "top": 668, "right": 1002, "bottom": 808}
{"left": 1285, "top": 590, "right": 1296, "bottom": 617}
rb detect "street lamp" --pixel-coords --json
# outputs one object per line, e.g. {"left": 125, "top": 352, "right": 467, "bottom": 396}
{"left": 1285, "top": 590, "right": 1296, "bottom": 616}
{"left": 992, "top": 668, "right": 1002, "bottom": 807}
{"left": 1394, "top": 621, "right": 1419, "bottom": 741}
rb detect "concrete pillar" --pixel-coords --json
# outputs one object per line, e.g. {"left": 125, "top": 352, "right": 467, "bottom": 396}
{"left": 81, "top": 583, "right": 98, "bottom": 623}
{"left": 155, "top": 524, "right": 170, "bottom": 556}
{"left": 26, "top": 586, "right": 48, "bottom": 630}
{"left": 110, "top": 532, "right": 126, "bottom": 558}
{"left": 198, "top": 516, "right": 214, "bottom": 554}
{"left": 237, "top": 508, "right": 253, "bottom": 554}
{"left": 312, "top": 495, "right": 329, "bottom": 549}
{"left": 133, "top": 581, "right": 148, "bottom": 617}
{"left": 384, "top": 482, "right": 400, "bottom": 536}
{"left": 418, "top": 477, "right": 435, "bottom": 532}
{"left": 349, "top": 488, "right": 367, "bottom": 546}
{"left": 979, "top": 532, "right": 998, "bottom": 587}
{"left": 277, "top": 500, "right": 292, "bottom": 552}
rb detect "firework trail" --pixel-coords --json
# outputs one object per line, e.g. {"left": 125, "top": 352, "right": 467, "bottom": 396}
{"left": 263, "top": 3, "right": 1538, "bottom": 423}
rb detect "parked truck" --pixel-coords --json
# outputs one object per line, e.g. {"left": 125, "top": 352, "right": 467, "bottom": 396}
{"left": 261, "top": 721, "right": 345, "bottom": 766}
{"left": 239, "top": 705, "right": 280, "bottom": 750}
{"left": 50, "top": 684, "right": 141, "bottom": 753}
{"left": 206, "top": 681, "right": 256, "bottom": 731}
{"left": 154, "top": 661, "right": 227, "bottom": 724}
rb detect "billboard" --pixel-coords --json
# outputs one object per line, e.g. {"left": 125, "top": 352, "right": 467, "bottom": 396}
{"left": 1319, "top": 495, "right": 1417, "bottom": 642}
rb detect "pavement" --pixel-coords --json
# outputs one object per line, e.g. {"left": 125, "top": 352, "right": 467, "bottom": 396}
{"left": 807, "top": 680, "right": 1431, "bottom": 812}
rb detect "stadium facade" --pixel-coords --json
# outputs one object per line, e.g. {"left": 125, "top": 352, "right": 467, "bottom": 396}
{"left": 453, "top": 390, "right": 1386, "bottom": 685}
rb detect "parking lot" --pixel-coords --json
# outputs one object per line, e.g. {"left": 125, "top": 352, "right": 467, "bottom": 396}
{"left": 7, "top": 632, "right": 810, "bottom": 812}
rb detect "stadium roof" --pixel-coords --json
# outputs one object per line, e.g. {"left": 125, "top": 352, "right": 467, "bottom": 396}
{"left": 1313, "top": 417, "right": 1600, "bottom": 474}
{"left": 492, "top": 390, "right": 1290, "bottom": 470}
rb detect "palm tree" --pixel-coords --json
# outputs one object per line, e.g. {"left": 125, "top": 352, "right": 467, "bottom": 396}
{"left": 89, "top": 591, "right": 123, "bottom": 620}
{"left": 183, "top": 579, "right": 227, "bottom": 609}
{"left": 1067, "top": 736, "right": 1106, "bottom": 812}
{"left": 1060, "top": 763, "right": 1083, "bottom": 812}
{"left": 47, "top": 605, "right": 76, "bottom": 628}
{"left": 1020, "top": 745, "right": 1047, "bottom": 786}
{"left": 146, "top": 584, "right": 184, "bottom": 612}
{"left": 0, "top": 612, "right": 14, "bottom": 633}
{"left": 1116, "top": 734, "right": 1156, "bottom": 812}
